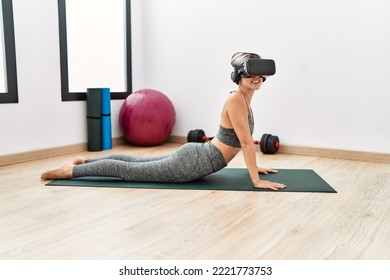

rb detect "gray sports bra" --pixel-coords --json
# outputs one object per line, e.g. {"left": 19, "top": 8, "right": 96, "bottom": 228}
{"left": 216, "top": 95, "right": 254, "bottom": 148}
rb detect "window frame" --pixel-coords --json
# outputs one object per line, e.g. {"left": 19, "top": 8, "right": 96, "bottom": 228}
{"left": 0, "top": 0, "right": 18, "bottom": 104}
{"left": 57, "top": 0, "right": 132, "bottom": 101}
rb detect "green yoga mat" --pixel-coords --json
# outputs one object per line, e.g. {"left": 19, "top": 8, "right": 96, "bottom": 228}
{"left": 46, "top": 168, "right": 336, "bottom": 193}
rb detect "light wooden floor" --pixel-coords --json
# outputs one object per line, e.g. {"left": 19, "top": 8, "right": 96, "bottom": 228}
{"left": 1, "top": 143, "right": 390, "bottom": 260}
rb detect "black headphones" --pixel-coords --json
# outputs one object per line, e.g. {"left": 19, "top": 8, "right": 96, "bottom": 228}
{"left": 230, "top": 66, "right": 245, "bottom": 84}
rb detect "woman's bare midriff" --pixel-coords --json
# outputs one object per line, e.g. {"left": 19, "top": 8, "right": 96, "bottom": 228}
{"left": 211, "top": 138, "right": 241, "bottom": 164}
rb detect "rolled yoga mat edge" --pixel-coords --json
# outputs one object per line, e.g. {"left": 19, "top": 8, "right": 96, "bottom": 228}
{"left": 86, "top": 88, "right": 102, "bottom": 151}
{"left": 46, "top": 168, "right": 337, "bottom": 193}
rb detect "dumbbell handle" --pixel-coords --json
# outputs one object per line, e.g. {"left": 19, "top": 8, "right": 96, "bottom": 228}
{"left": 253, "top": 139, "right": 280, "bottom": 148}
{"left": 200, "top": 136, "right": 214, "bottom": 141}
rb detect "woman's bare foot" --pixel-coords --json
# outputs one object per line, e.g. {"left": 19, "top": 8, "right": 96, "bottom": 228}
{"left": 41, "top": 162, "right": 74, "bottom": 180}
{"left": 73, "top": 156, "right": 85, "bottom": 165}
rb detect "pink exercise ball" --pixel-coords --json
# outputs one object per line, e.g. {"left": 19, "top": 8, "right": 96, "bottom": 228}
{"left": 119, "top": 89, "right": 176, "bottom": 146}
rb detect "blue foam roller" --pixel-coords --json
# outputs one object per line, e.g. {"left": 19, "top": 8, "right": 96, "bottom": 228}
{"left": 101, "top": 88, "right": 111, "bottom": 115}
{"left": 100, "top": 88, "right": 112, "bottom": 150}
{"left": 102, "top": 115, "right": 112, "bottom": 150}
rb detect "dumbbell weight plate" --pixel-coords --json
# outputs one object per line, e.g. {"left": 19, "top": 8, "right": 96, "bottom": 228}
{"left": 194, "top": 129, "right": 206, "bottom": 143}
{"left": 187, "top": 130, "right": 195, "bottom": 142}
{"left": 260, "top": 134, "right": 270, "bottom": 154}
{"left": 267, "top": 135, "right": 280, "bottom": 154}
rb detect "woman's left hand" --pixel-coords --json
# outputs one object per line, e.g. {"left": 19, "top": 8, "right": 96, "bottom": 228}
{"left": 257, "top": 167, "right": 278, "bottom": 174}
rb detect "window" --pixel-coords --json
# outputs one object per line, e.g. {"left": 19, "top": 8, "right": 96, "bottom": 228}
{"left": 58, "top": 0, "right": 132, "bottom": 101}
{"left": 0, "top": 0, "right": 18, "bottom": 104}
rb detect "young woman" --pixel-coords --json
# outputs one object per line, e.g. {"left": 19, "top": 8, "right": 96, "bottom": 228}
{"left": 41, "top": 52, "right": 286, "bottom": 190}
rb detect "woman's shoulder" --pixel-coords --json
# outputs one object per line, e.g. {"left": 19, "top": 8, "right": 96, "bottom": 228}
{"left": 225, "top": 90, "right": 245, "bottom": 108}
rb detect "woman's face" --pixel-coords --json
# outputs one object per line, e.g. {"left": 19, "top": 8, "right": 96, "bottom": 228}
{"left": 240, "top": 76, "right": 263, "bottom": 91}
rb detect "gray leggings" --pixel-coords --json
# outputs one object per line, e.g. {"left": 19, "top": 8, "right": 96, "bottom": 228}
{"left": 72, "top": 142, "right": 227, "bottom": 183}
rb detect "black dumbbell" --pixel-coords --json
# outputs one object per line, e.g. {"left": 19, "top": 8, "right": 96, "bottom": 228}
{"left": 187, "top": 129, "right": 214, "bottom": 143}
{"left": 187, "top": 129, "right": 280, "bottom": 154}
{"left": 258, "top": 133, "right": 280, "bottom": 154}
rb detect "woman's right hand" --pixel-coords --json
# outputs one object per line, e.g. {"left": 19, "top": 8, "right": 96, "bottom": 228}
{"left": 253, "top": 180, "right": 286, "bottom": 191}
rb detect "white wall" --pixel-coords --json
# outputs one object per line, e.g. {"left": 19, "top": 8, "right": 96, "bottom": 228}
{"left": 0, "top": 0, "right": 144, "bottom": 156}
{"left": 0, "top": 0, "right": 389, "bottom": 157}
{"left": 141, "top": 0, "right": 390, "bottom": 153}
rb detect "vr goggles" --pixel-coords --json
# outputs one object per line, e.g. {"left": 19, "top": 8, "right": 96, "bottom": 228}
{"left": 231, "top": 58, "right": 276, "bottom": 84}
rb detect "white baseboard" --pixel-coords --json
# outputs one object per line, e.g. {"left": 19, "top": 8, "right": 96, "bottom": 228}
{"left": 0, "top": 137, "right": 127, "bottom": 167}
{"left": 1, "top": 135, "right": 389, "bottom": 167}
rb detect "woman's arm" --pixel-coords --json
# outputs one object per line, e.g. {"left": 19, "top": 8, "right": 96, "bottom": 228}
{"left": 226, "top": 96, "right": 286, "bottom": 190}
